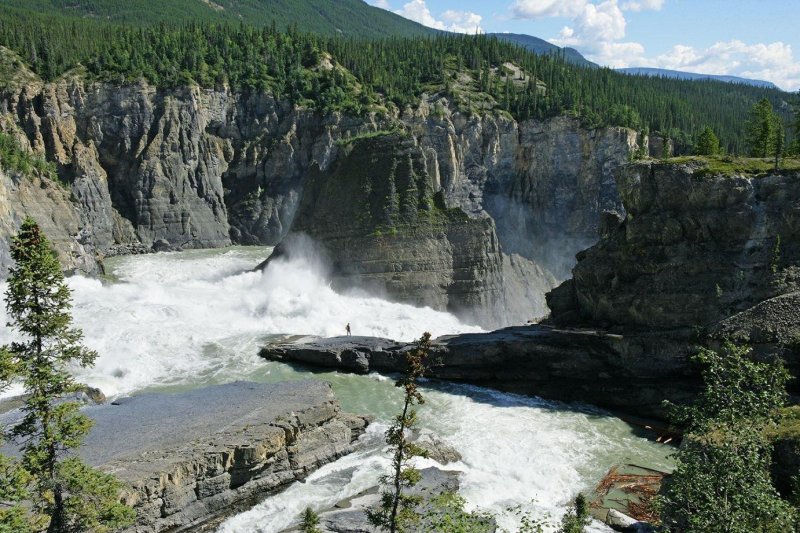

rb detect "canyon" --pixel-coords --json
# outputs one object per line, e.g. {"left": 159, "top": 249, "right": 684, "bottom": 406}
{"left": 0, "top": 61, "right": 647, "bottom": 326}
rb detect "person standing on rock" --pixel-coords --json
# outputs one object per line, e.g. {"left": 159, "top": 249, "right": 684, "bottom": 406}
{"left": 346, "top": 323, "right": 351, "bottom": 336}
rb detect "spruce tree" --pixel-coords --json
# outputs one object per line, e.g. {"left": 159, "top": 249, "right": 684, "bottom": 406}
{"left": 2, "top": 217, "right": 134, "bottom": 533}
{"left": 793, "top": 106, "right": 800, "bottom": 155}
{"left": 745, "top": 98, "right": 779, "bottom": 158}
{"left": 557, "top": 493, "right": 591, "bottom": 533}
{"left": 367, "top": 332, "right": 431, "bottom": 533}
{"left": 694, "top": 126, "right": 720, "bottom": 156}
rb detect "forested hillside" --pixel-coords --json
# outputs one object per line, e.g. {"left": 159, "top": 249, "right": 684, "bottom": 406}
{"left": 0, "top": 3, "right": 796, "bottom": 154}
{"left": 0, "top": 0, "right": 433, "bottom": 37}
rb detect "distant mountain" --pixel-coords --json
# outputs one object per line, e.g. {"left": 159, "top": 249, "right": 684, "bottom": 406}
{"left": 618, "top": 67, "right": 778, "bottom": 89}
{"left": 489, "top": 33, "right": 597, "bottom": 68}
{"left": 0, "top": 0, "right": 435, "bottom": 38}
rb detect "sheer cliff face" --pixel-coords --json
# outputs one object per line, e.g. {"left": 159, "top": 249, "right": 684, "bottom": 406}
{"left": 272, "top": 133, "right": 509, "bottom": 327}
{"left": 549, "top": 162, "right": 800, "bottom": 332}
{"left": 1, "top": 79, "right": 639, "bottom": 324}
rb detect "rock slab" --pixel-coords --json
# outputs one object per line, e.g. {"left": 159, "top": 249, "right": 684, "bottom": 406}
{"left": 77, "top": 380, "right": 370, "bottom": 533}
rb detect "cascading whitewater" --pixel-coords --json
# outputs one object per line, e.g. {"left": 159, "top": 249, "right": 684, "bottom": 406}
{"left": 0, "top": 248, "right": 671, "bottom": 532}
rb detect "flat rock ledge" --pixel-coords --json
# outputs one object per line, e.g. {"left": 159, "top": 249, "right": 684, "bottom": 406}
{"left": 78, "top": 380, "right": 370, "bottom": 532}
{"left": 259, "top": 327, "right": 700, "bottom": 421}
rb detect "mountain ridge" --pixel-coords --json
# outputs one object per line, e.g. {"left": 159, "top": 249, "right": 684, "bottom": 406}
{"left": 489, "top": 33, "right": 597, "bottom": 68}
{"left": 618, "top": 67, "right": 778, "bottom": 89}
{"left": 0, "top": 0, "right": 434, "bottom": 38}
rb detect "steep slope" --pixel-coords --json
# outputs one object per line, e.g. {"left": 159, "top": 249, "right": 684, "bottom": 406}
{"left": 0, "top": 62, "right": 641, "bottom": 325}
{"left": 0, "top": 0, "right": 434, "bottom": 38}
{"left": 548, "top": 162, "right": 800, "bottom": 331}
{"left": 266, "top": 132, "right": 509, "bottom": 327}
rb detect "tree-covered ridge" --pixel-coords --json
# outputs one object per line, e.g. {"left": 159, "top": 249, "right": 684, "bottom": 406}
{"left": 0, "top": 7, "right": 797, "bottom": 154}
{"left": 0, "top": 0, "right": 433, "bottom": 38}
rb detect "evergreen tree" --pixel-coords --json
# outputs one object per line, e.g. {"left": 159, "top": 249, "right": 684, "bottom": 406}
{"left": 557, "top": 493, "right": 590, "bottom": 533}
{"left": 793, "top": 106, "right": 800, "bottom": 155}
{"left": 773, "top": 114, "right": 785, "bottom": 170}
{"left": 659, "top": 343, "right": 795, "bottom": 532}
{"left": 2, "top": 218, "right": 135, "bottom": 533}
{"left": 745, "top": 98, "right": 779, "bottom": 157}
{"left": 694, "top": 126, "right": 720, "bottom": 156}
{"left": 367, "top": 332, "right": 431, "bottom": 533}
{"left": 300, "top": 507, "right": 322, "bottom": 533}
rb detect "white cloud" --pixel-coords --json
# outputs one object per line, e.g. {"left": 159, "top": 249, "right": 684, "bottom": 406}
{"left": 651, "top": 40, "right": 800, "bottom": 91}
{"left": 371, "top": 0, "right": 391, "bottom": 9}
{"left": 441, "top": 10, "right": 483, "bottom": 34}
{"left": 550, "top": 0, "right": 645, "bottom": 66}
{"left": 556, "top": 0, "right": 627, "bottom": 43}
{"left": 395, "top": 0, "right": 482, "bottom": 33}
{"left": 621, "top": 0, "right": 664, "bottom": 11}
{"left": 510, "top": 0, "right": 587, "bottom": 20}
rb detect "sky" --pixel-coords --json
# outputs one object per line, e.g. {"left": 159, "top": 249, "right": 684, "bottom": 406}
{"left": 368, "top": 0, "right": 800, "bottom": 91}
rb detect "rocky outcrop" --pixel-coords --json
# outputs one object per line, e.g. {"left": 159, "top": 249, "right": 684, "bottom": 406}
{"left": 74, "top": 380, "right": 370, "bottom": 532}
{"left": 259, "top": 328, "right": 697, "bottom": 420}
{"left": 282, "top": 467, "right": 495, "bottom": 533}
{"left": 264, "top": 132, "right": 510, "bottom": 327}
{"left": 548, "top": 162, "right": 800, "bottom": 334}
{"left": 0, "top": 168, "right": 101, "bottom": 276}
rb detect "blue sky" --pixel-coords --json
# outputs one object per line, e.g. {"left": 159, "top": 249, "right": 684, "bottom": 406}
{"left": 369, "top": 0, "right": 800, "bottom": 91}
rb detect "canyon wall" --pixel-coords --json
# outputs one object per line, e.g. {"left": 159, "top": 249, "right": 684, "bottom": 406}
{"left": 0, "top": 68, "right": 641, "bottom": 324}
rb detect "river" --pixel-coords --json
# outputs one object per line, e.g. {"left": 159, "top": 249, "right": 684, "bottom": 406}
{"left": 0, "top": 247, "right": 672, "bottom": 532}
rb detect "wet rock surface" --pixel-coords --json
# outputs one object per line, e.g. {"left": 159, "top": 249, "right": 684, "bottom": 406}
{"left": 14, "top": 380, "right": 372, "bottom": 533}
{"left": 282, "top": 467, "right": 495, "bottom": 533}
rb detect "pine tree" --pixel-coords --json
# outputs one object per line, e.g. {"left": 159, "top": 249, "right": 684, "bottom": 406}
{"left": 367, "top": 332, "right": 431, "bottom": 533}
{"left": 2, "top": 218, "right": 135, "bottom": 533}
{"left": 557, "top": 493, "right": 591, "bottom": 533}
{"left": 773, "top": 114, "right": 785, "bottom": 170}
{"left": 745, "top": 98, "right": 779, "bottom": 158}
{"left": 694, "top": 126, "right": 720, "bottom": 156}
{"left": 300, "top": 507, "right": 322, "bottom": 533}
{"left": 793, "top": 105, "right": 800, "bottom": 155}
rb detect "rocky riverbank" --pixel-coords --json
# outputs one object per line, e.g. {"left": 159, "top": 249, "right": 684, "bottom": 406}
{"left": 70, "top": 380, "right": 369, "bottom": 532}
{"left": 259, "top": 328, "right": 696, "bottom": 420}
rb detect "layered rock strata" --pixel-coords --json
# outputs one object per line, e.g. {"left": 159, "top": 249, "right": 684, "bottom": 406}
{"left": 75, "top": 380, "right": 370, "bottom": 532}
{"left": 259, "top": 328, "right": 696, "bottom": 420}
{"left": 264, "top": 133, "right": 509, "bottom": 327}
{"left": 1, "top": 56, "right": 640, "bottom": 324}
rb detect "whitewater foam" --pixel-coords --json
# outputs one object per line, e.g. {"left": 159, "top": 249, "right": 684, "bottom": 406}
{"left": 0, "top": 247, "right": 481, "bottom": 398}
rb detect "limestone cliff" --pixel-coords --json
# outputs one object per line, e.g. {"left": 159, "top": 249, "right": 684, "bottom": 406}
{"left": 267, "top": 132, "right": 509, "bottom": 327}
{"left": 1, "top": 68, "right": 640, "bottom": 325}
{"left": 548, "top": 162, "right": 800, "bottom": 334}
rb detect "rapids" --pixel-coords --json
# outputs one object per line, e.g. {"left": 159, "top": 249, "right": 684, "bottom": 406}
{"left": 0, "top": 247, "right": 672, "bottom": 532}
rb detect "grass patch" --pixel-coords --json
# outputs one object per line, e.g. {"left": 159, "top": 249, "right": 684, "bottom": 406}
{"left": 662, "top": 155, "right": 800, "bottom": 177}
{"left": 766, "top": 406, "right": 800, "bottom": 441}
